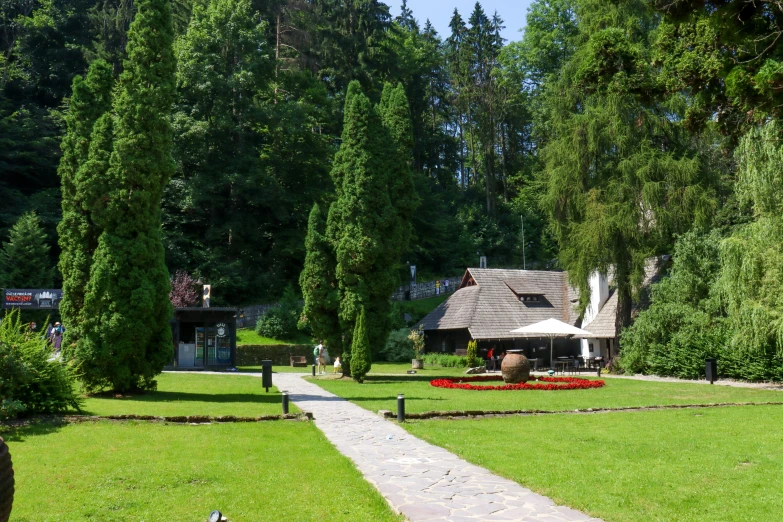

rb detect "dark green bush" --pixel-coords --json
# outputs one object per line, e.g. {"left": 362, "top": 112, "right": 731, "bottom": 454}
{"left": 256, "top": 313, "right": 287, "bottom": 340}
{"left": 255, "top": 286, "right": 302, "bottom": 340}
{"left": 620, "top": 230, "right": 783, "bottom": 381}
{"left": 380, "top": 328, "right": 415, "bottom": 362}
{"left": 0, "top": 310, "right": 81, "bottom": 419}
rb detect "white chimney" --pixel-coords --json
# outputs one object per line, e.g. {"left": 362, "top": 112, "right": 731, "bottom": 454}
{"left": 583, "top": 271, "right": 609, "bottom": 326}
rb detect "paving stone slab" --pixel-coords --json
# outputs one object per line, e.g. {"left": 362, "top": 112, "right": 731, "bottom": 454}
{"left": 274, "top": 373, "right": 603, "bottom": 522}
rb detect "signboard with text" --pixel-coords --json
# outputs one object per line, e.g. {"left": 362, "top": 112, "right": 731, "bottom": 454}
{"left": 2, "top": 289, "right": 63, "bottom": 309}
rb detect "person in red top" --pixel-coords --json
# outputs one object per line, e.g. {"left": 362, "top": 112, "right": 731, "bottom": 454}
{"left": 487, "top": 347, "right": 495, "bottom": 371}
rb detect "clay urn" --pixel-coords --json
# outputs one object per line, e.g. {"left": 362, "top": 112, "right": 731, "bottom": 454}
{"left": 501, "top": 353, "right": 530, "bottom": 384}
{"left": 0, "top": 436, "right": 13, "bottom": 522}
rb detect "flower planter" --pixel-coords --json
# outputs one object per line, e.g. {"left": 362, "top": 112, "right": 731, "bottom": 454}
{"left": 411, "top": 359, "right": 424, "bottom": 369}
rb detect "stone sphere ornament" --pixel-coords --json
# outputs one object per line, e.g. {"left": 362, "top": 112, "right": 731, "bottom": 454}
{"left": 500, "top": 353, "right": 530, "bottom": 384}
{"left": 0, "top": 436, "right": 13, "bottom": 522}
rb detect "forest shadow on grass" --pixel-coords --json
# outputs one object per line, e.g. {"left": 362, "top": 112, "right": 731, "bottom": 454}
{"left": 0, "top": 421, "right": 65, "bottom": 442}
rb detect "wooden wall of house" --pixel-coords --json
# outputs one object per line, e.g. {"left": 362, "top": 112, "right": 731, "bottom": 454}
{"left": 423, "top": 329, "right": 472, "bottom": 354}
{"left": 422, "top": 330, "right": 581, "bottom": 360}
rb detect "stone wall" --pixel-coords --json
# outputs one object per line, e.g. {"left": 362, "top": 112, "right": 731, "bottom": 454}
{"left": 391, "top": 276, "right": 462, "bottom": 302}
{"left": 236, "top": 344, "right": 313, "bottom": 366}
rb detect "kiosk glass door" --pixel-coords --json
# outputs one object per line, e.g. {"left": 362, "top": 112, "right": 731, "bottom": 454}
{"left": 195, "top": 327, "right": 205, "bottom": 365}
{"left": 206, "top": 326, "right": 217, "bottom": 365}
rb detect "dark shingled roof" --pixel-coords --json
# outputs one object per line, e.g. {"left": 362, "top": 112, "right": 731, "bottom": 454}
{"left": 418, "top": 268, "right": 580, "bottom": 340}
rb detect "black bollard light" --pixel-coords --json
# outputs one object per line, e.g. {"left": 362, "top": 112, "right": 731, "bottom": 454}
{"left": 312, "top": 364, "right": 316, "bottom": 377}
{"left": 282, "top": 391, "right": 289, "bottom": 414}
{"left": 597, "top": 366, "right": 601, "bottom": 377}
{"left": 397, "top": 394, "right": 405, "bottom": 423}
{"left": 706, "top": 358, "right": 717, "bottom": 384}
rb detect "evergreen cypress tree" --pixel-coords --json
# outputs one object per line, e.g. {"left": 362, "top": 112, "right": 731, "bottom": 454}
{"left": 369, "top": 82, "right": 418, "bottom": 353}
{"left": 327, "top": 81, "right": 394, "bottom": 373}
{"left": 58, "top": 59, "right": 114, "bottom": 347}
{"left": 299, "top": 203, "right": 341, "bottom": 353}
{"left": 350, "top": 307, "right": 371, "bottom": 383}
{"left": 0, "top": 212, "right": 54, "bottom": 289}
{"left": 78, "top": 0, "right": 176, "bottom": 392}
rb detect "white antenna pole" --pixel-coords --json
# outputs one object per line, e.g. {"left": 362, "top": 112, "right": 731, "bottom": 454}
{"left": 521, "top": 215, "right": 526, "bottom": 270}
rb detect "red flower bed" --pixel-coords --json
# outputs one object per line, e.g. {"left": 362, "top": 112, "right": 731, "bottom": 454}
{"left": 430, "top": 375, "right": 605, "bottom": 391}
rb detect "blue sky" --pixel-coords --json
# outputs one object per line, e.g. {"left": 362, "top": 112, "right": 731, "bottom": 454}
{"left": 386, "top": 0, "right": 535, "bottom": 43}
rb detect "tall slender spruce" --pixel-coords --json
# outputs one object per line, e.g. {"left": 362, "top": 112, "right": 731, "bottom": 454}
{"left": 327, "top": 81, "right": 393, "bottom": 374}
{"left": 299, "top": 203, "right": 341, "bottom": 353}
{"left": 350, "top": 307, "right": 371, "bottom": 383}
{"left": 77, "top": 0, "right": 176, "bottom": 392}
{"left": 58, "top": 59, "right": 114, "bottom": 348}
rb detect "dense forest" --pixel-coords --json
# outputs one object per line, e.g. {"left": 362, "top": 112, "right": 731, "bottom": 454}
{"left": 5, "top": 0, "right": 783, "bottom": 378}
{"left": 1, "top": 0, "right": 553, "bottom": 307}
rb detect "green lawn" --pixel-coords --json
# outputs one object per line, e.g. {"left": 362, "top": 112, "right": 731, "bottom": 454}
{"left": 405, "top": 405, "right": 783, "bottom": 522}
{"left": 367, "top": 361, "right": 464, "bottom": 375}
{"left": 310, "top": 373, "right": 783, "bottom": 414}
{"left": 236, "top": 328, "right": 312, "bottom": 346}
{"left": 396, "top": 295, "right": 449, "bottom": 320}
{"left": 79, "top": 372, "right": 296, "bottom": 417}
{"left": 3, "top": 421, "right": 402, "bottom": 522}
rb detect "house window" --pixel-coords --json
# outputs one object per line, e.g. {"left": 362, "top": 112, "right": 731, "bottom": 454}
{"left": 589, "top": 343, "right": 594, "bottom": 353}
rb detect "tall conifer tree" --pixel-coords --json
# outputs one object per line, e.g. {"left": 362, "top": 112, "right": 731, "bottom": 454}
{"left": 327, "top": 81, "right": 394, "bottom": 373}
{"left": 78, "top": 0, "right": 176, "bottom": 392}
{"left": 372, "top": 82, "right": 418, "bottom": 351}
{"left": 58, "top": 59, "right": 114, "bottom": 347}
{"left": 299, "top": 203, "right": 341, "bottom": 352}
{"left": 0, "top": 212, "right": 54, "bottom": 289}
{"left": 539, "top": 0, "right": 716, "bottom": 332}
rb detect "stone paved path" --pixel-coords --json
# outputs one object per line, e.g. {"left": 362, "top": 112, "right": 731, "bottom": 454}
{"left": 273, "top": 373, "right": 602, "bottom": 522}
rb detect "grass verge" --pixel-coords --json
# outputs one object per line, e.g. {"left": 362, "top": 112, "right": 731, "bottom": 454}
{"left": 236, "top": 328, "right": 312, "bottom": 346}
{"left": 79, "top": 372, "right": 295, "bottom": 417}
{"left": 404, "top": 405, "right": 783, "bottom": 522}
{"left": 309, "top": 373, "right": 783, "bottom": 414}
{"left": 3, "top": 421, "right": 402, "bottom": 522}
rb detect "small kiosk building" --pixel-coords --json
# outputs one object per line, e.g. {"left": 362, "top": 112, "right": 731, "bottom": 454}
{"left": 170, "top": 308, "right": 237, "bottom": 369}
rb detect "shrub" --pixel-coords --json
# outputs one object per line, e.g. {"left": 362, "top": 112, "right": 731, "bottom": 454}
{"left": 350, "top": 308, "right": 372, "bottom": 383}
{"left": 0, "top": 310, "right": 81, "bottom": 419}
{"left": 466, "top": 339, "right": 479, "bottom": 367}
{"left": 255, "top": 314, "right": 287, "bottom": 340}
{"left": 255, "top": 286, "right": 303, "bottom": 340}
{"left": 422, "top": 353, "right": 471, "bottom": 368}
{"left": 408, "top": 325, "right": 425, "bottom": 359}
{"left": 380, "top": 328, "right": 415, "bottom": 362}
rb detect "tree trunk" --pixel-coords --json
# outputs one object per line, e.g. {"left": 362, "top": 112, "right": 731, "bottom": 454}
{"left": 614, "top": 262, "right": 633, "bottom": 339}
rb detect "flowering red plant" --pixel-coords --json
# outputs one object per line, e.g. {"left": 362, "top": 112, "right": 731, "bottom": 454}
{"left": 430, "top": 375, "right": 605, "bottom": 391}
{"left": 169, "top": 270, "right": 200, "bottom": 307}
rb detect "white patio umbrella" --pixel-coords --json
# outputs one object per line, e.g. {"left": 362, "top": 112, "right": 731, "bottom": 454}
{"left": 509, "top": 318, "right": 594, "bottom": 368}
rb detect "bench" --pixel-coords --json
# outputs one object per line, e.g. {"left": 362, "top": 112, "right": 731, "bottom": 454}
{"left": 290, "top": 356, "right": 308, "bottom": 367}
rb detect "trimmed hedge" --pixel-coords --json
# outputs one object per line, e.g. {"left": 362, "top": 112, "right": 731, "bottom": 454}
{"left": 237, "top": 344, "right": 313, "bottom": 366}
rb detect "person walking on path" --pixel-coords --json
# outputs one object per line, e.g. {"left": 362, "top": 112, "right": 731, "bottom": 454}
{"left": 314, "top": 341, "right": 327, "bottom": 374}
{"left": 49, "top": 322, "right": 64, "bottom": 355}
